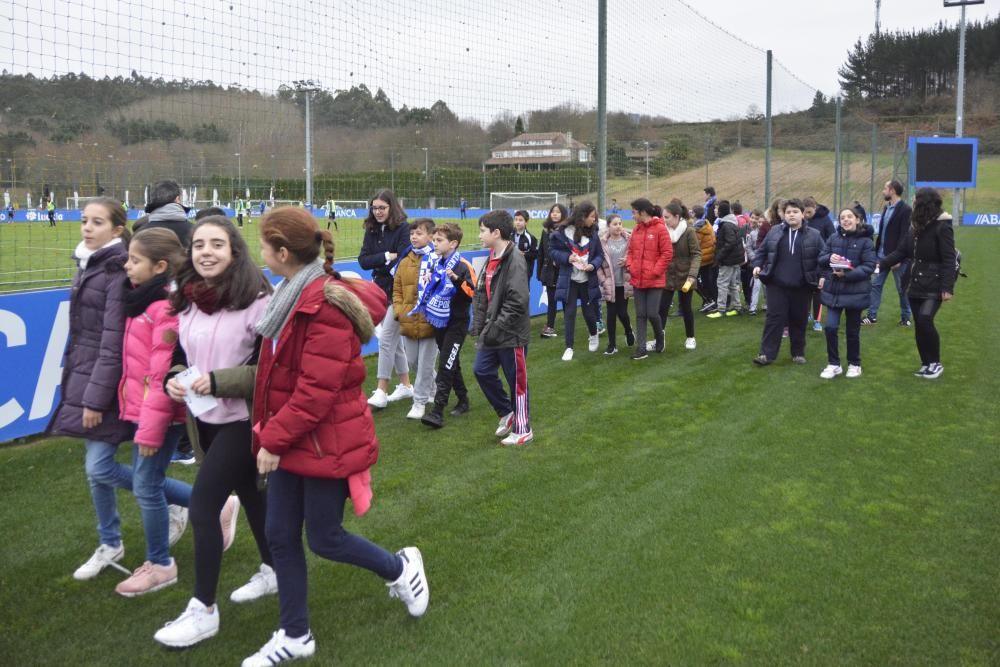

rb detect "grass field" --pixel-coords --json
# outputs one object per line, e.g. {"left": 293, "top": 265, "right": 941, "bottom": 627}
{"left": 1, "top": 227, "right": 997, "bottom": 665}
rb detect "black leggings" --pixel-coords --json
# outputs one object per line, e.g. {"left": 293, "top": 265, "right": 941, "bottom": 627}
{"left": 605, "top": 286, "right": 633, "bottom": 347}
{"left": 660, "top": 288, "right": 695, "bottom": 338}
{"left": 191, "top": 419, "right": 271, "bottom": 606}
{"left": 909, "top": 296, "right": 943, "bottom": 365}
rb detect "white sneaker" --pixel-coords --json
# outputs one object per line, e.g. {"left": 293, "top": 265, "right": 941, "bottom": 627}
{"left": 846, "top": 364, "right": 862, "bottom": 378}
{"left": 561, "top": 348, "right": 574, "bottom": 361}
{"left": 73, "top": 543, "right": 125, "bottom": 581}
{"left": 494, "top": 412, "right": 514, "bottom": 437}
{"left": 406, "top": 402, "right": 426, "bottom": 420}
{"left": 367, "top": 388, "right": 389, "bottom": 409}
{"left": 588, "top": 334, "right": 599, "bottom": 352}
{"left": 168, "top": 505, "right": 188, "bottom": 548}
{"left": 387, "top": 547, "right": 429, "bottom": 617}
{"left": 220, "top": 495, "right": 240, "bottom": 552}
{"left": 242, "top": 629, "right": 316, "bottom": 667}
{"left": 386, "top": 384, "right": 414, "bottom": 402}
{"left": 819, "top": 364, "right": 843, "bottom": 380}
{"left": 685, "top": 337, "right": 697, "bottom": 350}
{"left": 501, "top": 430, "right": 533, "bottom": 446}
{"left": 230, "top": 563, "right": 279, "bottom": 603}
{"left": 154, "top": 597, "right": 220, "bottom": 648}
{"left": 646, "top": 341, "right": 655, "bottom": 352}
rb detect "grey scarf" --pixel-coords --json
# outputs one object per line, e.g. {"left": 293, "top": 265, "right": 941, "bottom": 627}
{"left": 255, "top": 260, "right": 326, "bottom": 339}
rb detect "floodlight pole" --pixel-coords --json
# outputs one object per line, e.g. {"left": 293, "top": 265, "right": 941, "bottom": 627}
{"left": 953, "top": 2, "right": 967, "bottom": 223}
{"left": 596, "top": 0, "right": 608, "bottom": 215}
{"left": 304, "top": 90, "right": 314, "bottom": 207}
{"left": 765, "top": 50, "right": 773, "bottom": 208}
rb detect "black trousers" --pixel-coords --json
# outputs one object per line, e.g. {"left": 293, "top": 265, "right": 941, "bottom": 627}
{"left": 191, "top": 419, "right": 271, "bottom": 606}
{"left": 433, "top": 322, "right": 469, "bottom": 408}
{"left": 759, "top": 284, "right": 811, "bottom": 361}
{"left": 661, "top": 288, "right": 695, "bottom": 338}
{"left": 698, "top": 265, "right": 717, "bottom": 305}
{"left": 563, "top": 281, "right": 598, "bottom": 349}
{"left": 824, "top": 307, "right": 863, "bottom": 366}
{"left": 605, "top": 286, "right": 633, "bottom": 347}
{"left": 909, "top": 296, "right": 943, "bottom": 365}
{"left": 741, "top": 265, "right": 753, "bottom": 305}
{"left": 545, "top": 284, "right": 558, "bottom": 328}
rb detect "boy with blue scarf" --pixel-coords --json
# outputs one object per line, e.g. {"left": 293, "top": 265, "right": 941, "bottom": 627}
{"left": 413, "top": 223, "right": 476, "bottom": 428}
{"left": 393, "top": 219, "right": 440, "bottom": 420}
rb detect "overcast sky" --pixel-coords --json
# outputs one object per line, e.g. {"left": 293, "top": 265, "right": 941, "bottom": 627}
{"left": 3, "top": 0, "right": 996, "bottom": 123}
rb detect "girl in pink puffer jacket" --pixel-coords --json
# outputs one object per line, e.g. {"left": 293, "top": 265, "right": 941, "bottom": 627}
{"left": 114, "top": 227, "right": 193, "bottom": 597}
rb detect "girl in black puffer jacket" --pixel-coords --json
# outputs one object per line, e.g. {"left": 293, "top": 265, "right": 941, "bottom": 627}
{"left": 880, "top": 187, "right": 957, "bottom": 379}
{"left": 817, "top": 208, "right": 877, "bottom": 379}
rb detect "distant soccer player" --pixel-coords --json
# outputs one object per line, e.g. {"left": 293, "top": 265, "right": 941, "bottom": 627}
{"left": 325, "top": 197, "right": 338, "bottom": 231}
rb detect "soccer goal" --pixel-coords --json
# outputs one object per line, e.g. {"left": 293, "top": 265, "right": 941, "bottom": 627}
{"left": 489, "top": 192, "right": 560, "bottom": 217}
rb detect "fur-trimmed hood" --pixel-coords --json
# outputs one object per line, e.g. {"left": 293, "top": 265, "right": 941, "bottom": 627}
{"left": 323, "top": 277, "right": 386, "bottom": 343}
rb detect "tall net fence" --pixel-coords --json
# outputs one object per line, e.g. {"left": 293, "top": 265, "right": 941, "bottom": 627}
{"left": 4, "top": 0, "right": 982, "bottom": 290}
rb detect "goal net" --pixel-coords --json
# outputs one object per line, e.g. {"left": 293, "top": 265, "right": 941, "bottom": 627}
{"left": 489, "top": 192, "right": 560, "bottom": 217}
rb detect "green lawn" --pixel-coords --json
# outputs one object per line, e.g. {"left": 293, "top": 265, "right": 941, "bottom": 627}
{"left": 0, "top": 228, "right": 998, "bottom": 665}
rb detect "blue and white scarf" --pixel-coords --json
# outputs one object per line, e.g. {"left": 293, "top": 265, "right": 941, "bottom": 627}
{"left": 410, "top": 249, "right": 462, "bottom": 328}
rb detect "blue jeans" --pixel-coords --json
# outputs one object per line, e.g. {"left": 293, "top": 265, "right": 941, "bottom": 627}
{"left": 869, "top": 264, "right": 911, "bottom": 320}
{"left": 132, "top": 424, "right": 192, "bottom": 565}
{"left": 266, "top": 469, "right": 403, "bottom": 637}
{"left": 84, "top": 440, "right": 135, "bottom": 547}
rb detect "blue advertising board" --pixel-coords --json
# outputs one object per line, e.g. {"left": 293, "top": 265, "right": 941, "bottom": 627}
{"left": 0, "top": 247, "right": 555, "bottom": 442}
{"left": 961, "top": 212, "right": 1000, "bottom": 226}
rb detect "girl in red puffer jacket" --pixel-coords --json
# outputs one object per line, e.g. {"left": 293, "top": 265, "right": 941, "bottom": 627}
{"left": 242, "top": 207, "right": 430, "bottom": 667}
{"left": 625, "top": 198, "right": 673, "bottom": 359}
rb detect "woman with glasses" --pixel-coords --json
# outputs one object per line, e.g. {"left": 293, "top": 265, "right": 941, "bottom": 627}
{"left": 358, "top": 190, "right": 415, "bottom": 408}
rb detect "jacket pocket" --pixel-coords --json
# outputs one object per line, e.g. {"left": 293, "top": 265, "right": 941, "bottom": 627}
{"left": 911, "top": 267, "right": 940, "bottom": 292}
{"left": 309, "top": 431, "right": 325, "bottom": 459}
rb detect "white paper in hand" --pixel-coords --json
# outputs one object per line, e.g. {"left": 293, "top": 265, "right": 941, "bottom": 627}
{"left": 175, "top": 366, "right": 219, "bottom": 418}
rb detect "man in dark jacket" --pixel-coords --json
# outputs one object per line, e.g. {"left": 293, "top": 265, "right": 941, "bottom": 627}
{"left": 865, "top": 179, "right": 913, "bottom": 326}
{"left": 751, "top": 198, "right": 822, "bottom": 365}
{"left": 135, "top": 180, "right": 192, "bottom": 247}
{"left": 472, "top": 210, "right": 532, "bottom": 446}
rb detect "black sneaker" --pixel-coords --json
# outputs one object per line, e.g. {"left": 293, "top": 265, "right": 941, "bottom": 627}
{"left": 603, "top": 345, "right": 618, "bottom": 356}
{"left": 698, "top": 301, "right": 717, "bottom": 313}
{"left": 861, "top": 315, "right": 878, "bottom": 325}
{"left": 541, "top": 327, "right": 558, "bottom": 338}
{"left": 449, "top": 398, "right": 470, "bottom": 416}
{"left": 631, "top": 349, "right": 649, "bottom": 360}
{"left": 899, "top": 319, "right": 911, "bottom": 327}
{"left": 420, "top": 409, "right": 444, "bottom": 429}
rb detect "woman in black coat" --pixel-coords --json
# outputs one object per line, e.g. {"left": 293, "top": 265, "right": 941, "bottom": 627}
{"left": 357, "top": 190, "right": 413, "bottom": 406}
{"left": 880, "top": 187, "right": 957, "bottom": 379}
{"left": 817, "top": 208, "right": 876, "bottom": 379}
{"left": 537, "top": 204, "right": 568, "bottom": 338}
